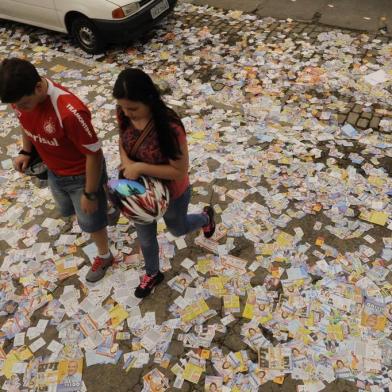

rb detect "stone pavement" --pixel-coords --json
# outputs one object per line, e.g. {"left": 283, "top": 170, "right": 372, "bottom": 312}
{"left": 181, "top": 0, "right": 392, "bottom": 33}
{"left": 176, "top": 0, "right": 392, "bottom": 133}
{"left": 0, "top": 2, "right": 391, "bottom": 392}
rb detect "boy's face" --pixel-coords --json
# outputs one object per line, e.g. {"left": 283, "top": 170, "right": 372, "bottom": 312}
{"left": 14, "top": 80, "right": 45, "bottom": 111}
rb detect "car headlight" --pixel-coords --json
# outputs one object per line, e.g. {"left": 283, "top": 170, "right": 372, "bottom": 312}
{"left": 112, "top": 3, "right": 140, "bottom": 19}
{"left": 123, "top": 3, "right": 140, "bottom": 15}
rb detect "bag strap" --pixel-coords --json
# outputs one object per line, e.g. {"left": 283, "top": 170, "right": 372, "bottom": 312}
{"left": 129, "top": 118, "right": 154, "bottom": 159}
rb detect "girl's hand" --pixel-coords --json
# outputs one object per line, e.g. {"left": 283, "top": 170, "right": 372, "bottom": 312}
{"left": 122, "top": 162, "right": 143, "bottom": 180}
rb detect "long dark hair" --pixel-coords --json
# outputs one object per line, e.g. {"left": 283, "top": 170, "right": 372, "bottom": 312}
{"left": 113, "top": 68, "right": 183, "bottom": 160}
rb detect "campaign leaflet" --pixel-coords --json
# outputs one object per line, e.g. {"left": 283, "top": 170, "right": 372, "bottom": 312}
{"left": 360, "top": 298, "right": 387, "bottom": 331}
{"left": 56, "top": 358, "right": 83, "bottom": 392}
{"left": 35, "top": 361, "right": 58, "bottom": 392}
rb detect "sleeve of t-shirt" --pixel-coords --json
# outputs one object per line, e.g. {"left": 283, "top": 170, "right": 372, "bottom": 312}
{"left": 62, "top": 110, "right": 102, "bottom": 155}
{"left": 172, "top": 121, "right": 187, "bottom": 146}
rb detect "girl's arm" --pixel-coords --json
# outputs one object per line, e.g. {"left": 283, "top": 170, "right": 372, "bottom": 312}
{"left": 119, "top": 138, "right": 134, "bottom": 165}
{"left": 122, "top": 142, "right": 189, "bottom": 181}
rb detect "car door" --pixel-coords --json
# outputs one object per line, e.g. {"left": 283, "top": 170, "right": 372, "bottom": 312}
{"left": 0, "top": 0, "right": 61, "bottom": 31}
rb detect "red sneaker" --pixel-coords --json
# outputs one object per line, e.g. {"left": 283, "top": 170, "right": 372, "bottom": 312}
{"left": 86, "top": 253, "right": 114, "bottom": 282}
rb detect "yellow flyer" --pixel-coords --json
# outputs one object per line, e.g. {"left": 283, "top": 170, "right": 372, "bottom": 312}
{"left": 242, "top": 303, "right": 254, "bottom": 319}
{"left": 276, "top": 231, "right": 294, "bottom": 248}
{"left": 3, "top": 352, "right": 18, "bottom": 379}
{"left": 359, "top": 210, "right": 388, "bottom": 226}
{"left": 234, "top": 351, "right": 247, "bottom": 372}
{"left": 206, "top": 277, "right": 227, "bottom": 297}
{"left": 196, "top": 258, "right": 213, "bottom": 275}
{"left": 327, "top": 324, "right": 344, "bottom": 341}
{"left": 183, "top": 361, "right": 203, "bottom": 383}
{"left": 109, "top": 304, "right": 128, "bottom": 328}
{"left": 223, "top": 295, "right": 240, "bottom": 314}
{"left": 181, "top": 299, "right": 209, "bottom": 323}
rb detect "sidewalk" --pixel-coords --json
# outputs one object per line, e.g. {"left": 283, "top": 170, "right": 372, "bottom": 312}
{"left": 182, "top": 0, "right": 392, "bottom": 33}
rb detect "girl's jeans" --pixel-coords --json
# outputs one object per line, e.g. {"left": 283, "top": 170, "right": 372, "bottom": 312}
{"left": 134, "top": 187, "right": 208, "bottom": 275}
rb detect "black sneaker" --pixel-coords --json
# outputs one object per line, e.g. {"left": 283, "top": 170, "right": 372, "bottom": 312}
{"left": 202, "top": 206, "right": 216, "bottom": 239}
{"left": 134, "top": 272, "right": 164, "bottom": 298}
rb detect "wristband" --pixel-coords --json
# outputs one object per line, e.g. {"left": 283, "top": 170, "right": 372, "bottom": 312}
{"left": 83, "top": 191, "right": 98, "bottom": 201}
{"left": 19, "top": 149, "right": 32, "bottom": 156}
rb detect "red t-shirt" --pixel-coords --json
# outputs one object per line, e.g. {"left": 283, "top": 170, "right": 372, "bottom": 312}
{"left": 13, "top": 79, "right": 101, "bottom": 176}
{"left": 119, "top": 109, "right": 190, "bottom": 200}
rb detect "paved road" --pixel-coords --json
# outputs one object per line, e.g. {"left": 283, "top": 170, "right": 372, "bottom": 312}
{"left": 0, "top": 2, "right": 391, "bottom": 392}
{"left": 181, "top": 0, "right": 392, "bottom": 33}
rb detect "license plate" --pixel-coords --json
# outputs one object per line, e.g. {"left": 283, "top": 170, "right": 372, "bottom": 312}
{"left": 151, "top": 0, "right": 169, "bottom": 19}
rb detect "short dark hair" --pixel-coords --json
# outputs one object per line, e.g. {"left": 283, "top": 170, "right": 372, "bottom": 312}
{"left": 0, "top": 58, "right": 41, "bottom": 103}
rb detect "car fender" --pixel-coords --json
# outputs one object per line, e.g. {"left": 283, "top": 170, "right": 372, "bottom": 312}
{"left": 55, "top": 0, "right": 117, "bottom": 27}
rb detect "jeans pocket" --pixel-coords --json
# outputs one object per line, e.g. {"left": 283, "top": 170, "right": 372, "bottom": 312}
{"left": 58, "top": 175, "right": 85, "bottom": 193}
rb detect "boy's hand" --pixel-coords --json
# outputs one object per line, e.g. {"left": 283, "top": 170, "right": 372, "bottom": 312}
{"left": 13, "top": 154, "right": 31, "bottom": 172}
{"left": 81, "top": 194, "right": 99, "bottom": 214}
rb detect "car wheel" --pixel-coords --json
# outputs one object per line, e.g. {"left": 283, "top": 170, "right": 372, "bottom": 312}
{"left": 71, "top": 16, "right": 105, "bottom": 54}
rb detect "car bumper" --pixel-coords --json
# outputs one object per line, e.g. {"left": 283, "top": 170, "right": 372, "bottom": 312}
{"left": 93, "top": 0, "right": 177, "bottom": 43}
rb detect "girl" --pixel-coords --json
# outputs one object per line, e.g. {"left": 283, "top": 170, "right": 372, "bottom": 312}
{"left": 113, "top": 68, "right": 215, "bottom": 298}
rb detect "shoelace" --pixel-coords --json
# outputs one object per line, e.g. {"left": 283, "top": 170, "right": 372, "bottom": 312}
{"left": 140, "top": 274, "right": 154, "bottom": 289}
{"left": 91, "top": 257, "right": 103, "bottom": 272}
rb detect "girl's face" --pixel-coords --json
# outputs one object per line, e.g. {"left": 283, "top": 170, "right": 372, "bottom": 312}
{"left": 117, "top": 99, "right": 151, "bottom": 122}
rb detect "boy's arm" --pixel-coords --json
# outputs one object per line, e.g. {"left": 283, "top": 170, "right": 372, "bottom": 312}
{"left": 85, "top": 151, "right": 103, "bottom": 193}
{"left": 13, "top": 131, "right": 33, "bottom": 172}
{"left": 21, "top": 131, "right": 33, "bottom": 152}
{"left": 62, "top": 109, "right": 103, "bottom": 214}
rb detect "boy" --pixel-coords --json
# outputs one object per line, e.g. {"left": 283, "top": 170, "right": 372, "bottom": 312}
{"left": 0, "top": 58, "right": 113, "bottom": 282}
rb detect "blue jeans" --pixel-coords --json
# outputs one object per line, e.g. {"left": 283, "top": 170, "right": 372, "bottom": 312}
{"left": 48, "top": 168, "right": 108, "bottom": 234}
{"left": 135, "top": 187, "right": 208, "bottom": 275}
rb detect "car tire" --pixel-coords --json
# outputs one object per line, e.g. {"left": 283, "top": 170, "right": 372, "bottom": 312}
{"left": 71, "top": 16, "right": 105, "bottom": 54}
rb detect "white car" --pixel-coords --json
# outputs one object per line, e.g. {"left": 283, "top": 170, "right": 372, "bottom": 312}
{"left": 0, "top": 0, "right": 177, "bottom": 53}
